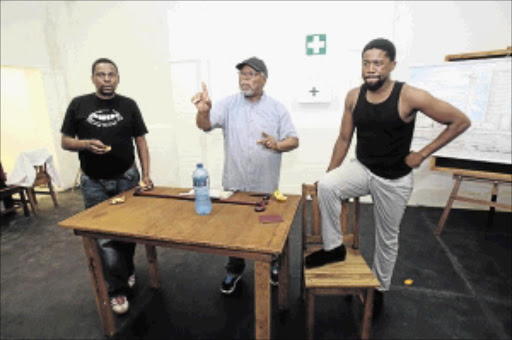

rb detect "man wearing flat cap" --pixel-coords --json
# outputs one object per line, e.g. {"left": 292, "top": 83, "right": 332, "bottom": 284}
{"left": 192, "top": 57, "right": 299, "bottom": 295}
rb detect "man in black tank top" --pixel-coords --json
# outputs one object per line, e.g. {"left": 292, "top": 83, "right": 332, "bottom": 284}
{"left": 305, "top": 38, "right": 470, "bottom": 316}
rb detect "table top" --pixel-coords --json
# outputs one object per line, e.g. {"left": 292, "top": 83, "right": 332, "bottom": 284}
{"left": 59, "top": 187, "right": 301, "bottom": 255}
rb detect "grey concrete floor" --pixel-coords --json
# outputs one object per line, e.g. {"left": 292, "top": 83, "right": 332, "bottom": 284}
{"left": 1, "top": 189, "right": 511, "bottom": 339}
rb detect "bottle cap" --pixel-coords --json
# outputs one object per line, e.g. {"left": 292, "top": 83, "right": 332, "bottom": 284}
{"left": 197, "top": 163, "right": 203, "bottom": 168}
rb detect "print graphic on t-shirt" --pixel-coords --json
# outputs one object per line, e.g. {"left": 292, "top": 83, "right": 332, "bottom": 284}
{"left": 86, "top": 109, "right": 124, "bottom": 128}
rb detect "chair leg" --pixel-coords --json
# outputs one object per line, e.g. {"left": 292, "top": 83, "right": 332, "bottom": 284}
{"left": 48, "top": 182, "right": 58, "bottom": 207}
{"left": 31, "top": 188, "right": 38, "bottom": 204}
{"left": 361, "top": 288, "right": 374, "bottom": 340}
{"left": 300, "top": 255, "right": 305, "bottom": 301}
{"left": 18, "top": 188, "right": 30, "bottom": 216}
{"left": 306, "top": 289, "right": 315, "bottom": 340}
{"left": 26, "top": 188, "right": 38, "bottom": 214}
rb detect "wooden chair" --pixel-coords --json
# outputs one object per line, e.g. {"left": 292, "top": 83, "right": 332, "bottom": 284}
{"left": 25, "top": 164, "right": 58, "bottom": 214}
{"left": 0, "top": 186, "right": 31, "bottom": 217}
{"left": 0, "top": 162, "right": 30, "bottom": 217}
{"left": 301, "top": 183, "right": 380, "bottom": 340}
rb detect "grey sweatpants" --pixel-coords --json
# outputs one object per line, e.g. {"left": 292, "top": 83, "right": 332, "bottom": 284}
{"left": 318, "top": 158, "right": 413, "bottom": 290}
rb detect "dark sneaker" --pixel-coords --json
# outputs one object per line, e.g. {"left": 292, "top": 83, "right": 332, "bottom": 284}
{"left": 220, "top": 273, "right": 243, "bottom": 295}
{"left": 305, "top": 244, "right": 346, "bottom": 268}
{"left": 373, "top": 289, "right": 384, "bottom": 319}
{"left": 270, "top": 266, "right": 279, "bottom": 286}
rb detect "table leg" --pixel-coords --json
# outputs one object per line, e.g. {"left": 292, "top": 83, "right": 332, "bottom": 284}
{"left": 278, "top": 239, "right": 289, "bottom": 311}
{"left": 434, "top": 175, "right": 462, "bottom": 235}
{"left": 145, "top": 245, "right": 160, "bottom": 289}
{"left": 81, "top": 236, "right": 116, "bottom": 336}
{"left": 254, "top": 261, "right": 271, "bottom": 340}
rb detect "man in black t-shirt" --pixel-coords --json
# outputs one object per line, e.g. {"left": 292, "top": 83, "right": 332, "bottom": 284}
{"left": 305, "top": 39, "right": 470, "bottom": 317}
{"left": 61, "top": 58, "right": 153, "bottom": 315}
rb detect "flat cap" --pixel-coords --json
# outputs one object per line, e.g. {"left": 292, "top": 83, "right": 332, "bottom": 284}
{"left": 236, "top": 57, "right": 268, "bottom": 78}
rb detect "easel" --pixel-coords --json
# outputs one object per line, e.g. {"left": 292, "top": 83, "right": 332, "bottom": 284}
{"left": 431, "top": 157, "right": 512, "bottom": 235}
{"left": 433, "top": 46, "right": 512, "bottom": 235}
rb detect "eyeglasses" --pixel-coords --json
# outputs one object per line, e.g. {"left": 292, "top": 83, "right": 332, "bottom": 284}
{"left": 94, "top": 72, "right": 118, "bottom": 79}
{"left": 238, "top": 71, "right": 260, "bottom": 78}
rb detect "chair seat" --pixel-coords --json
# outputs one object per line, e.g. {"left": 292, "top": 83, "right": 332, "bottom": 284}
{"left": 305, "top": 247, "right": 380, "bottom": 289}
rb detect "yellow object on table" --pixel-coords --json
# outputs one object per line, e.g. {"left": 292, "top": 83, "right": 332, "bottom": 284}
{"left": 273, "top": 190, "right": 287, "bottom": 202}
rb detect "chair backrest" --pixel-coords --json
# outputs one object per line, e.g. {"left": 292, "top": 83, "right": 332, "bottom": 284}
{"left": 302, "top": 183, "right": 360, "bottom": 250}
{"left": 33, "top": 164, "right": 51, "bottom": 187}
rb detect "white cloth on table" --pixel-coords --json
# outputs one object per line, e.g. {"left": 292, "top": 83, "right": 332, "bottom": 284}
{"left": 6, "top": 148, "right": 63, "bottom": 188}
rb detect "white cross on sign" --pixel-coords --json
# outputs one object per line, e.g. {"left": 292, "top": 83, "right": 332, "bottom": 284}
{"left": 306, "top": 34, "right": 326, "bottom": 55}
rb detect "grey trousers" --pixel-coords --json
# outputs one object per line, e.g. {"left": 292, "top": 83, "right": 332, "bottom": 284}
{"left": 317, "top": 158, "right": 413, "bottom": 290}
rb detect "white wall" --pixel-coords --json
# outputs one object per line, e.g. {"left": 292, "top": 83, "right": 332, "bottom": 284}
{"left": 1, "top": 1, "right": 178, "bottom": 189}
{"left": 1, "top": 1, "right": 510, "bottom": 210}
{"left": 166, "top": 0, "right": 511, "bottom": 209}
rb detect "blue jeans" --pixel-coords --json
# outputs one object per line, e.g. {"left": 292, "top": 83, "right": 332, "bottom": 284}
{"left": 80, "top": 165, "right": 140, "bottom": 297}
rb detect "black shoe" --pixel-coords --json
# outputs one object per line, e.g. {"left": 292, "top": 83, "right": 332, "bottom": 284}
{"left": 305, "top": 244, "right": 346, "bottom": 268}
{"left": 220, "top": 273, "right": 243, "bottom": 295}
{"left": 373, "top": 289, "right": 384, "bottom": 319}
{"left": 270, "top": 266, "right": 279, "bottom": 286}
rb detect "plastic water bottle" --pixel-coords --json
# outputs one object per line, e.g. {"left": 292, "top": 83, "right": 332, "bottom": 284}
{"left": 193, "top": 163, "right": 212, "bottom": 215}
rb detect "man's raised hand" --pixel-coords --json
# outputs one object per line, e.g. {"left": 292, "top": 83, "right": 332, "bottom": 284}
{"left": 191, "top": 82, "right": 212, "bottom": 112}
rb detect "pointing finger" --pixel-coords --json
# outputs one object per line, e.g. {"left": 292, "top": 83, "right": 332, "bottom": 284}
{"left": 201, "top": 82, "right": 209, "bottom": 100}
{"left": 261, "top": 132, "right": 269, "bottom": 138}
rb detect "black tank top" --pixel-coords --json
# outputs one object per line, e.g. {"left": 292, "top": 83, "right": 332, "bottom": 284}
{"left": 353, "top": 81, "right": 415, "bottom": 179}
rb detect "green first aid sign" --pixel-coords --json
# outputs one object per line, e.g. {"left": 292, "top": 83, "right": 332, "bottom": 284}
{"left": 306, "top": 34, "right": 326, "bottom": 55}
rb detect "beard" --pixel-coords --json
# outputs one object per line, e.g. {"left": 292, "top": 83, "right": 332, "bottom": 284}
{"left": 240, "top": 83, "right": 255, "bottom": 97}
{"left": 364, "top": 77, "right": 385, "bottom": 92}
{"left": 99, "top": 86, "right": 116, "bottom": 97}
{"left": 241, "top": 89, "right": 255, "bottom": 97}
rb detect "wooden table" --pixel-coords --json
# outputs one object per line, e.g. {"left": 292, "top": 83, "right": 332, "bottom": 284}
{"left": 59, "top": 187, "right": 300, "bottom": 339}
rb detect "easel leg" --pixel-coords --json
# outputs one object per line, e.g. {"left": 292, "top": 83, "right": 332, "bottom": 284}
{"left": 435, "top": 175, "right": 463, "bottom": 235}
{"left": 486, "top": 182, "right": 499, "bottom": 229}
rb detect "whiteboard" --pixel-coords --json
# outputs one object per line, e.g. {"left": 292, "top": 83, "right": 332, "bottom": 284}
{"left": 409, "top": 57, "right": 511, "bottom": 165}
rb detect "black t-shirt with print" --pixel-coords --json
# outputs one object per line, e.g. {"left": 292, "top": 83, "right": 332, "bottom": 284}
{"left": 61, "top": 93, "right": 148, "bottom": 179}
